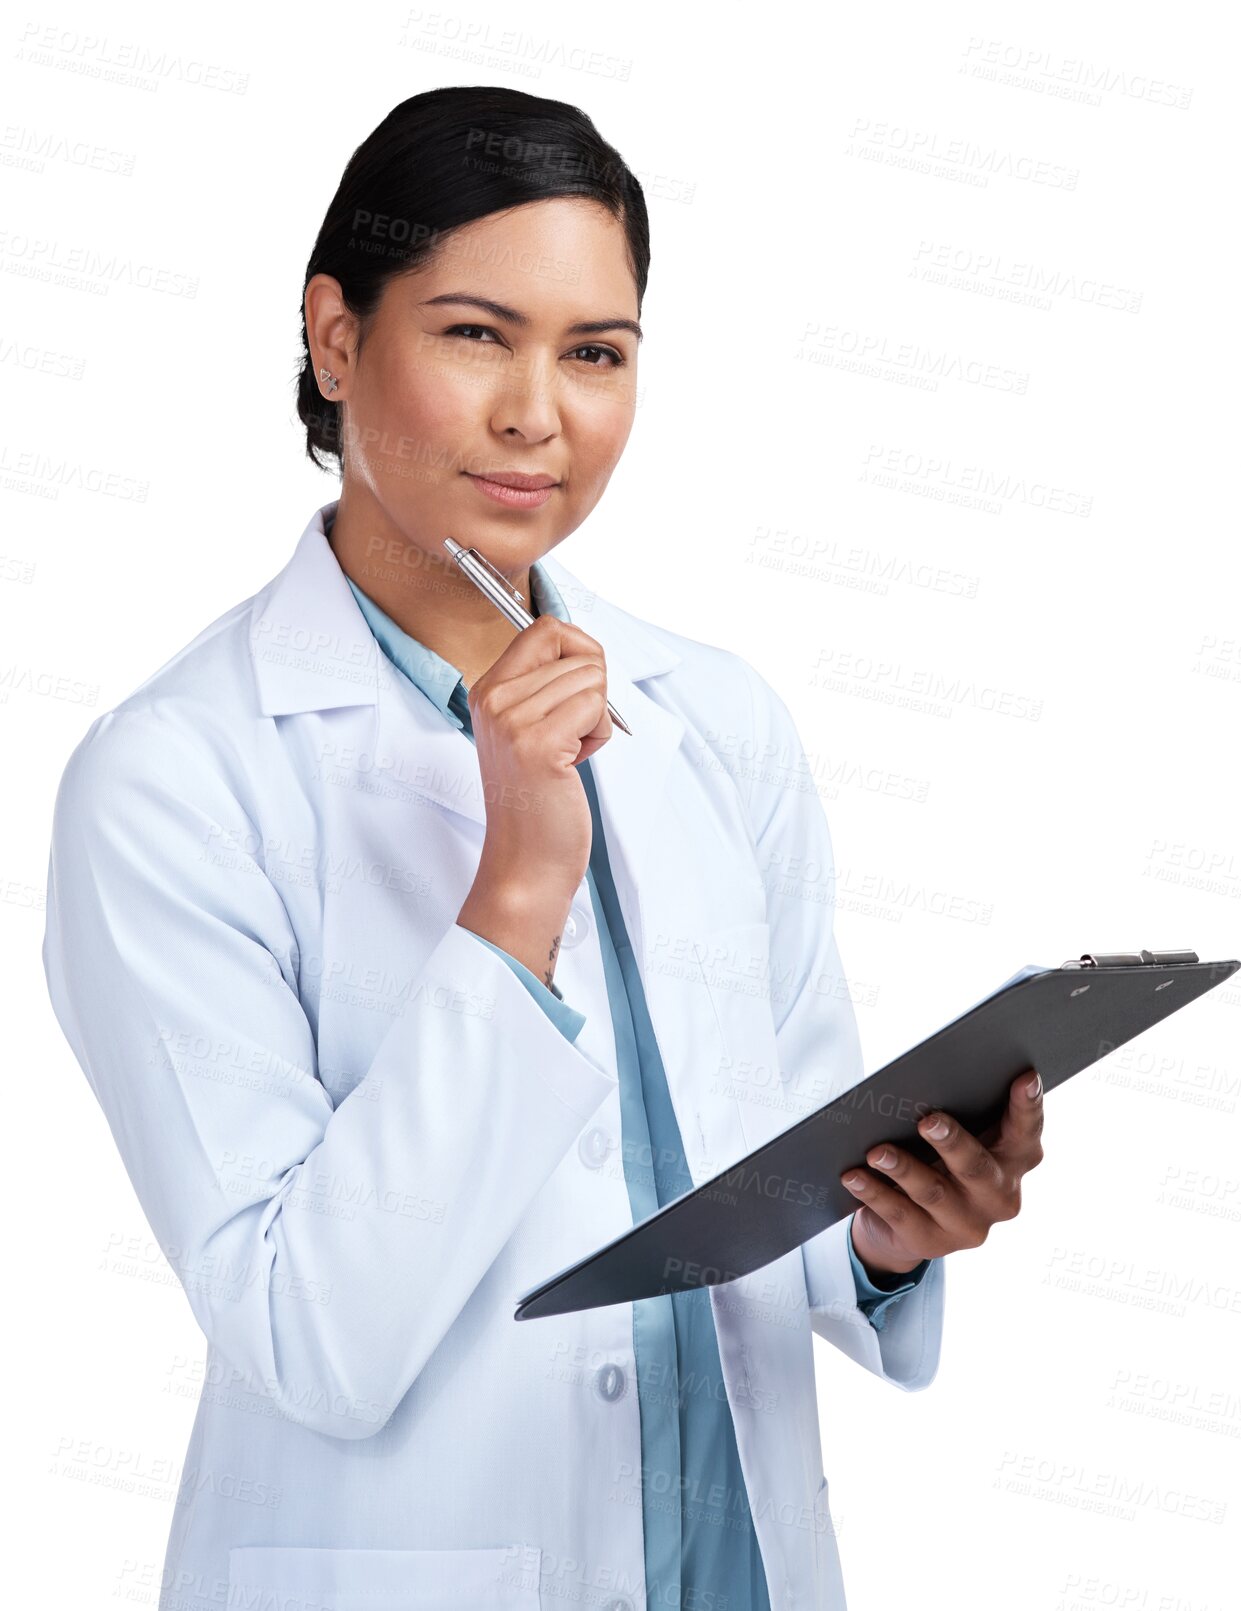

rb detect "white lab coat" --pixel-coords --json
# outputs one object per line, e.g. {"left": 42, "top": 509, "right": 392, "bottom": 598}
{"left": 42, "top": 501, "right": 945, "bottom": 1611}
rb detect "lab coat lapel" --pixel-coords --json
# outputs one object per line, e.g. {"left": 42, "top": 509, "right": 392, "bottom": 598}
{"left": 587, "top": 681, "right": 739, "bottom": 1187}
{"left": 537, "top": 552, "right": 686, "bottom": 981}
{"left": 546, "top": 562, "right": 752, "bottom": 1185}
{"left": 248, "top": 517, "right": 734, "bottom": 1178}
{"left": 575, "top": 660, "right": 683, "bottom": 978}
{"left": 248, "top": 514, "right": 684, "bottom": 863}
{"left": 249, "top": 511, "right": 692, "bottom": 849}
{"left": 249, "top": 508, "right": 488, "bottom": 832}
{"left": 248, "top": 511, "right": 381, "bottom": 717}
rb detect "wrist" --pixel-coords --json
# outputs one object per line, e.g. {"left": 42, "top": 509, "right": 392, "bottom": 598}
{"left": 849, "top": 1214, "right": 924, "bottom": 1283}
{"left": 467, "top": 845, "right": 579, "bottom": 919}
{"left": 457, "top": 872, "right": 576, "bottom": 987}
{"left": 465, "top": 843, "right": 559, "bottom": 905}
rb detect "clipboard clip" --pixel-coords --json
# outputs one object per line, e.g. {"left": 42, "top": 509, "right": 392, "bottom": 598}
{"left": 1062, "top": 949, "right": 1199, "bottom": 969}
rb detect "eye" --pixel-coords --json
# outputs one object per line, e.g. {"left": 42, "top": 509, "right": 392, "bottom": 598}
{"left": 442, "top": 326, "right": 626, "bottom": 369}
{"left": 568, "top": 344, "right": 626, "bottom": 369}
{"left": 444, "top": 324, "right": 502, "bottom": 344}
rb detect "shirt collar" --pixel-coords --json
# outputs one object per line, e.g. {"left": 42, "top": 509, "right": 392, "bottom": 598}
{"left": 340, "top": 537, "right": 573, "bottom": 733}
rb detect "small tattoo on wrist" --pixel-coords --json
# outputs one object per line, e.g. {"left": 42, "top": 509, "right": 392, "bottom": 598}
{"left": 544, "top": 934, "right": 561, "bottom": 991}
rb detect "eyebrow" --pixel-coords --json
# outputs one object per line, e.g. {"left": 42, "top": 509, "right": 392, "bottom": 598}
{"left": 418, "top": 292, "right": 642, "bottom": 342}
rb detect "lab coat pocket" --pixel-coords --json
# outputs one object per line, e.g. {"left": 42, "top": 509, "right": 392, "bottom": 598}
{"left": 227, "top": 1542, "right": 543, "bottom": 1609}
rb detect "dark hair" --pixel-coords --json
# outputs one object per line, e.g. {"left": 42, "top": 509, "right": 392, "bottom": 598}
{"left": 295, "top": 85, "right": 650, "bottom": 475}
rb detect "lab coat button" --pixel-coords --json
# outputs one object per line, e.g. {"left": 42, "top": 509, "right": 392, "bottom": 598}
{"left": 560, "top": 906, "right": 591, "bottom": 948}
{"left": 593, "top": 1363, "right": 627, "bottom": 1403}
{"left": 603, "top": 1600, "right": 633, "bottom": 1611}
{"left": 578, "top": 1127, "right": 611, "bottom": 1169}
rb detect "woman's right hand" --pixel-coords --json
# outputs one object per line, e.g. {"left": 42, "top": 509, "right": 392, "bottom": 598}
{"left": 456, "top": 617, "right": 616, "bottom": 984}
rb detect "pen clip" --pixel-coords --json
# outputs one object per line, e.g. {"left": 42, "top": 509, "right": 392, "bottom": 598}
{"left": 462, "top": 546, "right": 527, "bottom": 607}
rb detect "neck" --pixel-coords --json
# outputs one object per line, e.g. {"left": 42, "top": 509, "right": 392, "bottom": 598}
{"left": 327, "top": 483, "right": 532, "bottom": 682}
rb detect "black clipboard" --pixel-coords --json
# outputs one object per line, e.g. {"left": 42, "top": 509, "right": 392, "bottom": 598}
{"left": 514, "top": 948, "right": 1238, "bottom": 1321}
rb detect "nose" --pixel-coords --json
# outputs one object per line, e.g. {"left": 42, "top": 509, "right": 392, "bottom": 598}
{"left": 487, "top": 348, "right": 562, "bottom": 443}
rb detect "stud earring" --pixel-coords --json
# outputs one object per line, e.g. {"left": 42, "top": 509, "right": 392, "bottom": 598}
{"left": 318, "top": 366, "right": 339, "bottom": 396}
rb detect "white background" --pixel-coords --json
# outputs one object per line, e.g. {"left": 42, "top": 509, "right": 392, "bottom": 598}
{"left": 4, "top": 2, "right": 1238, "bottom": 1608}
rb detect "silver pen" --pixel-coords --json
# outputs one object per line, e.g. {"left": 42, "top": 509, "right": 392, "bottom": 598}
{"left": 443, "top": 537, "right": 632, "bottom": 736}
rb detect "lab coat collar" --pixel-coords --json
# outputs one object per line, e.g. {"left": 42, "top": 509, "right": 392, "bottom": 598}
{"left": 249, "top": 500, "right": 681, "bottom": 713}
{"left": 248, "top": 501, "right": 687, "bottom": 937}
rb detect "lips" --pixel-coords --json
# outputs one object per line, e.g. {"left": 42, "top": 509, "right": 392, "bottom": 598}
{"left": 467, "top": 471, "right": 560, "bottom": 490}
{"left": 464, "top": 473, "right": 558, "bottom": 510}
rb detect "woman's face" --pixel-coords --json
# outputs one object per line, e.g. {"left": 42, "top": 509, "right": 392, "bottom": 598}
{"left": 307, "top": 196, "right": 641, "bottom": 579}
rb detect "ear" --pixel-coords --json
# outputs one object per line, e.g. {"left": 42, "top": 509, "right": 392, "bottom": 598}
{"left": 305, "top": 273, "right": 357, "bottom": 399}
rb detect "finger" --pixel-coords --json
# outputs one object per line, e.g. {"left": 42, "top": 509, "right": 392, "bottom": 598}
{"left": 489, "top": 615, "right": 606, "bottom": 678}
{"left": 571, "top": 692, "right": 615, "bottom": 763}
{"left": 473, "top": 656, "right": 606, "bottom": 731}
{"left": 529, "top": 677, "right": 613, "bottom": 758}
{"left": 507, "top": 658, "right": 609, "bottom": 723}
{"left": 855, "top": 1138, "right": 982, "bottom": 1241}
{"left": 915, "top": 1110, "right": 1007, "bottom": 1202}
{"left": 535, "top": 663, "right": 614, "bottom": 749}
{"left": 576, "top": 706, "right": 615, "bottom": 759}
{"left": 990, "top": 1068, "right": 1045, "bottom": 1167}
{"left": 840, "top": 1165, "right": 941, "bottom": 1248}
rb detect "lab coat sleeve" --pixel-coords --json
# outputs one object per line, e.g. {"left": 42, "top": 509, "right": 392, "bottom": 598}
{"left": 737, "top": 661, "right": 945, "bottom": 1393}
{"left": 471, "top": 933, "right": 587, "bottom": 1042}
{"left": 42, "top": 709, "right": 618, "bottom": 1440}
{"left": 847, "top": 1214, "right": 931, "bottom": 1331}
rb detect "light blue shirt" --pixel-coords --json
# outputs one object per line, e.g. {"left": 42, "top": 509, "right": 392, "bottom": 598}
{"left": 342, "top": 554, "right": 927, "bottom": 1607}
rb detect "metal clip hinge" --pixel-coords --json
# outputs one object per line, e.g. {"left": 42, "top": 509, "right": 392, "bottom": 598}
{"left": 1065, "top": 948, "right": 1199, "bottom": 969}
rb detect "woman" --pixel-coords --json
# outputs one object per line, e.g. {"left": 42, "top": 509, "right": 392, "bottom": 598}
{"left": 43, "top": 86, "right": 1044, "bottom": 1611}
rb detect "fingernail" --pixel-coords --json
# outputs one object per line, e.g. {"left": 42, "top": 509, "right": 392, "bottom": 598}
{"left": 923, "top": 1117, "right": 949, "bottom": 1140}
{"left": 1026, "top": 1072, "right": 1042, "bottom": 1100}
{"left": 843, "top": 1174, "right": 866, "bottom": 1190}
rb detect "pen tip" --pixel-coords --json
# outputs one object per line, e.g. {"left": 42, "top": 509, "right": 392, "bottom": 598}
{"left": 613, "top": 714, "right": 633, "bottom": 736}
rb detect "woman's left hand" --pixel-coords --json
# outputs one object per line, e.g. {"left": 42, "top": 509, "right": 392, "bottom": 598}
{"left": 843, "top": 1069, "right": 1045, "bottom": 1279}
